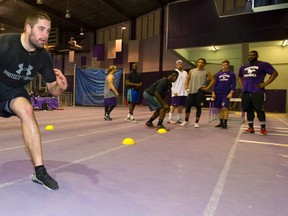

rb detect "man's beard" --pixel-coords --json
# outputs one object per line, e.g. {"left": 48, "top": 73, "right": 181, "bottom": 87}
{"left": 29, "top": 35, "right": 45, "bottom": 50}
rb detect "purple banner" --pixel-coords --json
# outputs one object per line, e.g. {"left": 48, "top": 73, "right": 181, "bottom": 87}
{"left": 93, "top": 44, "right": 105, "bottom": 61}
{"left": 81, "top": 56, "right": 87, "bottom": 66}
{"left": 113, "top": 51, "right": 123, "bottom": 65}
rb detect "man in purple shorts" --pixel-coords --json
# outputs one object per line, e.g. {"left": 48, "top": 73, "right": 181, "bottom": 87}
{"left": 143, "top": 71, "right": 179, "bottom": 130}
{"left": 238, "top": 50, "right": 278, "bottom": 135}
{"left": 212, "top": 60, "right": 236, "bottom": 129}
{"left": 167, "top": 60, "right": 188, "bottom": 124}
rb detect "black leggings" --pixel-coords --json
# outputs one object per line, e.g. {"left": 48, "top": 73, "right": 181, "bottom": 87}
{"left": 242, "top": 92, "right": 266, "bottom": 122}
{"left": 185, "top": 91, "right": 205, "bottom": 118}
{"left": 105, "top": 105, "right": 115, "bottom": 115}
{"left": 247, "top": 110, "right": 265, "bottom": 122}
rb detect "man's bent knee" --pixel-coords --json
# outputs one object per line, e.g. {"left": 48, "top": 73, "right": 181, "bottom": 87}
{"left": 10, "top": 97, "right": 34, "bottom": 117}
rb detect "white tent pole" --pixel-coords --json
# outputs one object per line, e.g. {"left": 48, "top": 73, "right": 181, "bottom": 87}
{"left": 122, "top": 68, "right": 125, "bottom": 106}
{"left": 73, "top": 64, "right": 76, "bottom": 107}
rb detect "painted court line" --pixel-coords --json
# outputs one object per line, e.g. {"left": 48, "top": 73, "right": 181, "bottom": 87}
{"left": 0, "top": 177, "right": 28, "bottom": 190}
{"left": 272, "top": 129, "right": 288, "bottom": 133}
{"left": 277, "top": 117, "right": 288, "bottom": 125}
{"left": 0, "top": 132, "right": 160, "bottom": 190}
{"left": 267, "top": 127, "right": 288, "bottom": 131}
{"left": 0, "top": 145, "right": 24, "bottom": 152}
{"left": 265, "top": 133, "right": 288, "bottom": 136}
{"left": 203, "top": 125, "right": 243, "bottom": 216}
{"left": 240, "top": 126, "right": 288, "bottom": 136}
{"left": 239, "top": 139, "right": 288, "bottom": 147}
{"left": 0, "top": 124, "right": 137, "bottom": 153}
{"left": 243, "top": 125, "right": 288, "bottom": 130}
{"left": 49, "top": 134, "right": 160, "bottom": 172}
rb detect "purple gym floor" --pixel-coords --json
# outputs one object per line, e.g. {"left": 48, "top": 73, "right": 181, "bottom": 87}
{"left": 0, "top": 106, "right": 287, "bottom": 216}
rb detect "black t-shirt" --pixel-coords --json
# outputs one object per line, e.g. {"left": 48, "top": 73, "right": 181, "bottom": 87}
{"left": 145, "top": 77, "right": 171, "bottom": 99}
{"left": 0, "top": 33, "right": 56, "bottom": 87}
{"left": 126, "top": 70, "right": 141, "bottom": 89}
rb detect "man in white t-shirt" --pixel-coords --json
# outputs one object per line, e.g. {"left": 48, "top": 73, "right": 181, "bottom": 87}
{"left": 167, "top": 60, "right": 188, "bottom": 124}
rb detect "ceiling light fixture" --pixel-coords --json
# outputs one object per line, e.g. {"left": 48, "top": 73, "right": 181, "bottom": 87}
{"left": 210, "top": 45, "right": 217, "bottom": 52}
{"left": 121, "top": 22, "right": 126, "bottom": 30}
{"left": 36, "top": 0, "right": 44, "bottom": 4}
{"left": 65, "top": 0, "right": 71, "bottom": 18}
{"left": 80, "top": 27, "right": 84, "bottom": 36}
{"left": 0, "top": 24, "right": 5, "bottom": 31}
{"left": 281, "top": 39, "right": 288, "bottom": 47}
{"left": 65, "top": 9, "right": 71, "bottom": 18}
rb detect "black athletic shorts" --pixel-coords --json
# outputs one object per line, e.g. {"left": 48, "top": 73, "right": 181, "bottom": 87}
{"left": 186, "top": 90, "right": 206, "bottom": 108}
{"left": 0, "top": 81, "right": 31, "bottom": 118}
{"left": 241, "top": 91, "right": 265, "bottom": 112}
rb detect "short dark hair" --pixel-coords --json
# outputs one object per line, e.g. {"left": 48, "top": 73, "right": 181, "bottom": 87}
{"left": 24, "top": 12, "right": 51, "bottom": 31}
{"left": 197, "top": 58, "right": 206, "bottom": 65}
{"left": 222, "top": 60, "right": 230, "bottom": 65}
{"left": 249, "top": 50, "right": 259, "bottom": 57}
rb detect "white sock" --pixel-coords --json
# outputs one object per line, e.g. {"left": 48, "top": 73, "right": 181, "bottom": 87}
{"left": 168, "top": 113, "right": 172, "bottom": 120}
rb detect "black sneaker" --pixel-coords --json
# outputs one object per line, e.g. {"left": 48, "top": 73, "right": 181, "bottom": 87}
{"left": 32, "top": 167, "right": 59, "bottom": 190}
{"left": 104, "top": 115, "right": 112, "bottom": 121}
{"left": 221, "top": 124, "right": 228, "bottom": 129}
{"left": 215, "top": 123, "right": 223, "bottom": 128}
{"left": 145, "top": 122, "right": 155, "bottom": 128}
{"left": 156, "top": 125, "right": 170, "bottom": 131}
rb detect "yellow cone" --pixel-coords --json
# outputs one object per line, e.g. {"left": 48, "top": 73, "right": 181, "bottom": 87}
{"left": 45, "top": 125, "right": 55, "bottom": 131}
{"left": 157, "top": 128, "right": 167, "bottom": 134}
{"left": 122, "top": 138, "right": 135, "bottom": 145}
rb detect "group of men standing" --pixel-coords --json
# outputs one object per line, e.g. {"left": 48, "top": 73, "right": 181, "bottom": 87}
{"left": 126, "top": 51, "right": 278, "bottom": 136}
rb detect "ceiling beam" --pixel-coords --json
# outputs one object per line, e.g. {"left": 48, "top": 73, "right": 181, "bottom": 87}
{"left": 101, "top": 0, "right": 132, "bottom": 20}
{"left": 154, "top": 0, "right": 163, "bottom": 7}
{"left": 0, "top": 16, "right": 23, "bottom": 29}
{"left": 22, "top": 0, "right": 95, "bottom": 32}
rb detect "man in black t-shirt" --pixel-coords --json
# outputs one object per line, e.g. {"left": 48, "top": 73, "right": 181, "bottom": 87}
{"left": 125, "top": 63, "right": 142, "bottom": 123}
{"left": 0, "top": 12, "right": 68, "bottom": 190}
{"left": 143, "top": 71, "right": 178, "bottom": 130}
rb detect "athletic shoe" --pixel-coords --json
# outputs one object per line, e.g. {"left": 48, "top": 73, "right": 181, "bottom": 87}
{"left": 180, "top": 121, "right": 189, "bottom": 126}
{"left": 221, "top": 124, "right": 228, "bottom": 129}
{"left": 145, "top": 122, "right": 155, "bottom": 128}
{"left": 32, "top": 167, "right": 59, "bottom": 190}
{"left": 176, "top": 120, "right": 182, "bottom": 124}
{"left": 167, "top": 120, "right": 176, "bottom": 124}
{"left": 104, "top": 115, "right": 112, "bottom": 121}
{"left": 215, "top": 123, "right": 223, "bottom": 128}
{"left": 130, "top": 118, "right": 138, "bottom": 123}
{"left": 126, "top": 117, "right": 138, "bottom": 123}
{"left": 156, "top": 124, "right": 170, "bottom": 131}
{"left": 194, "top": 123, "right": 200, "bottom": 128}
{"left": 260, "top": 128, "right": 267, "bottom": 136}
{"left": 244, "top": 127, "right": 255, "bottom": 134}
